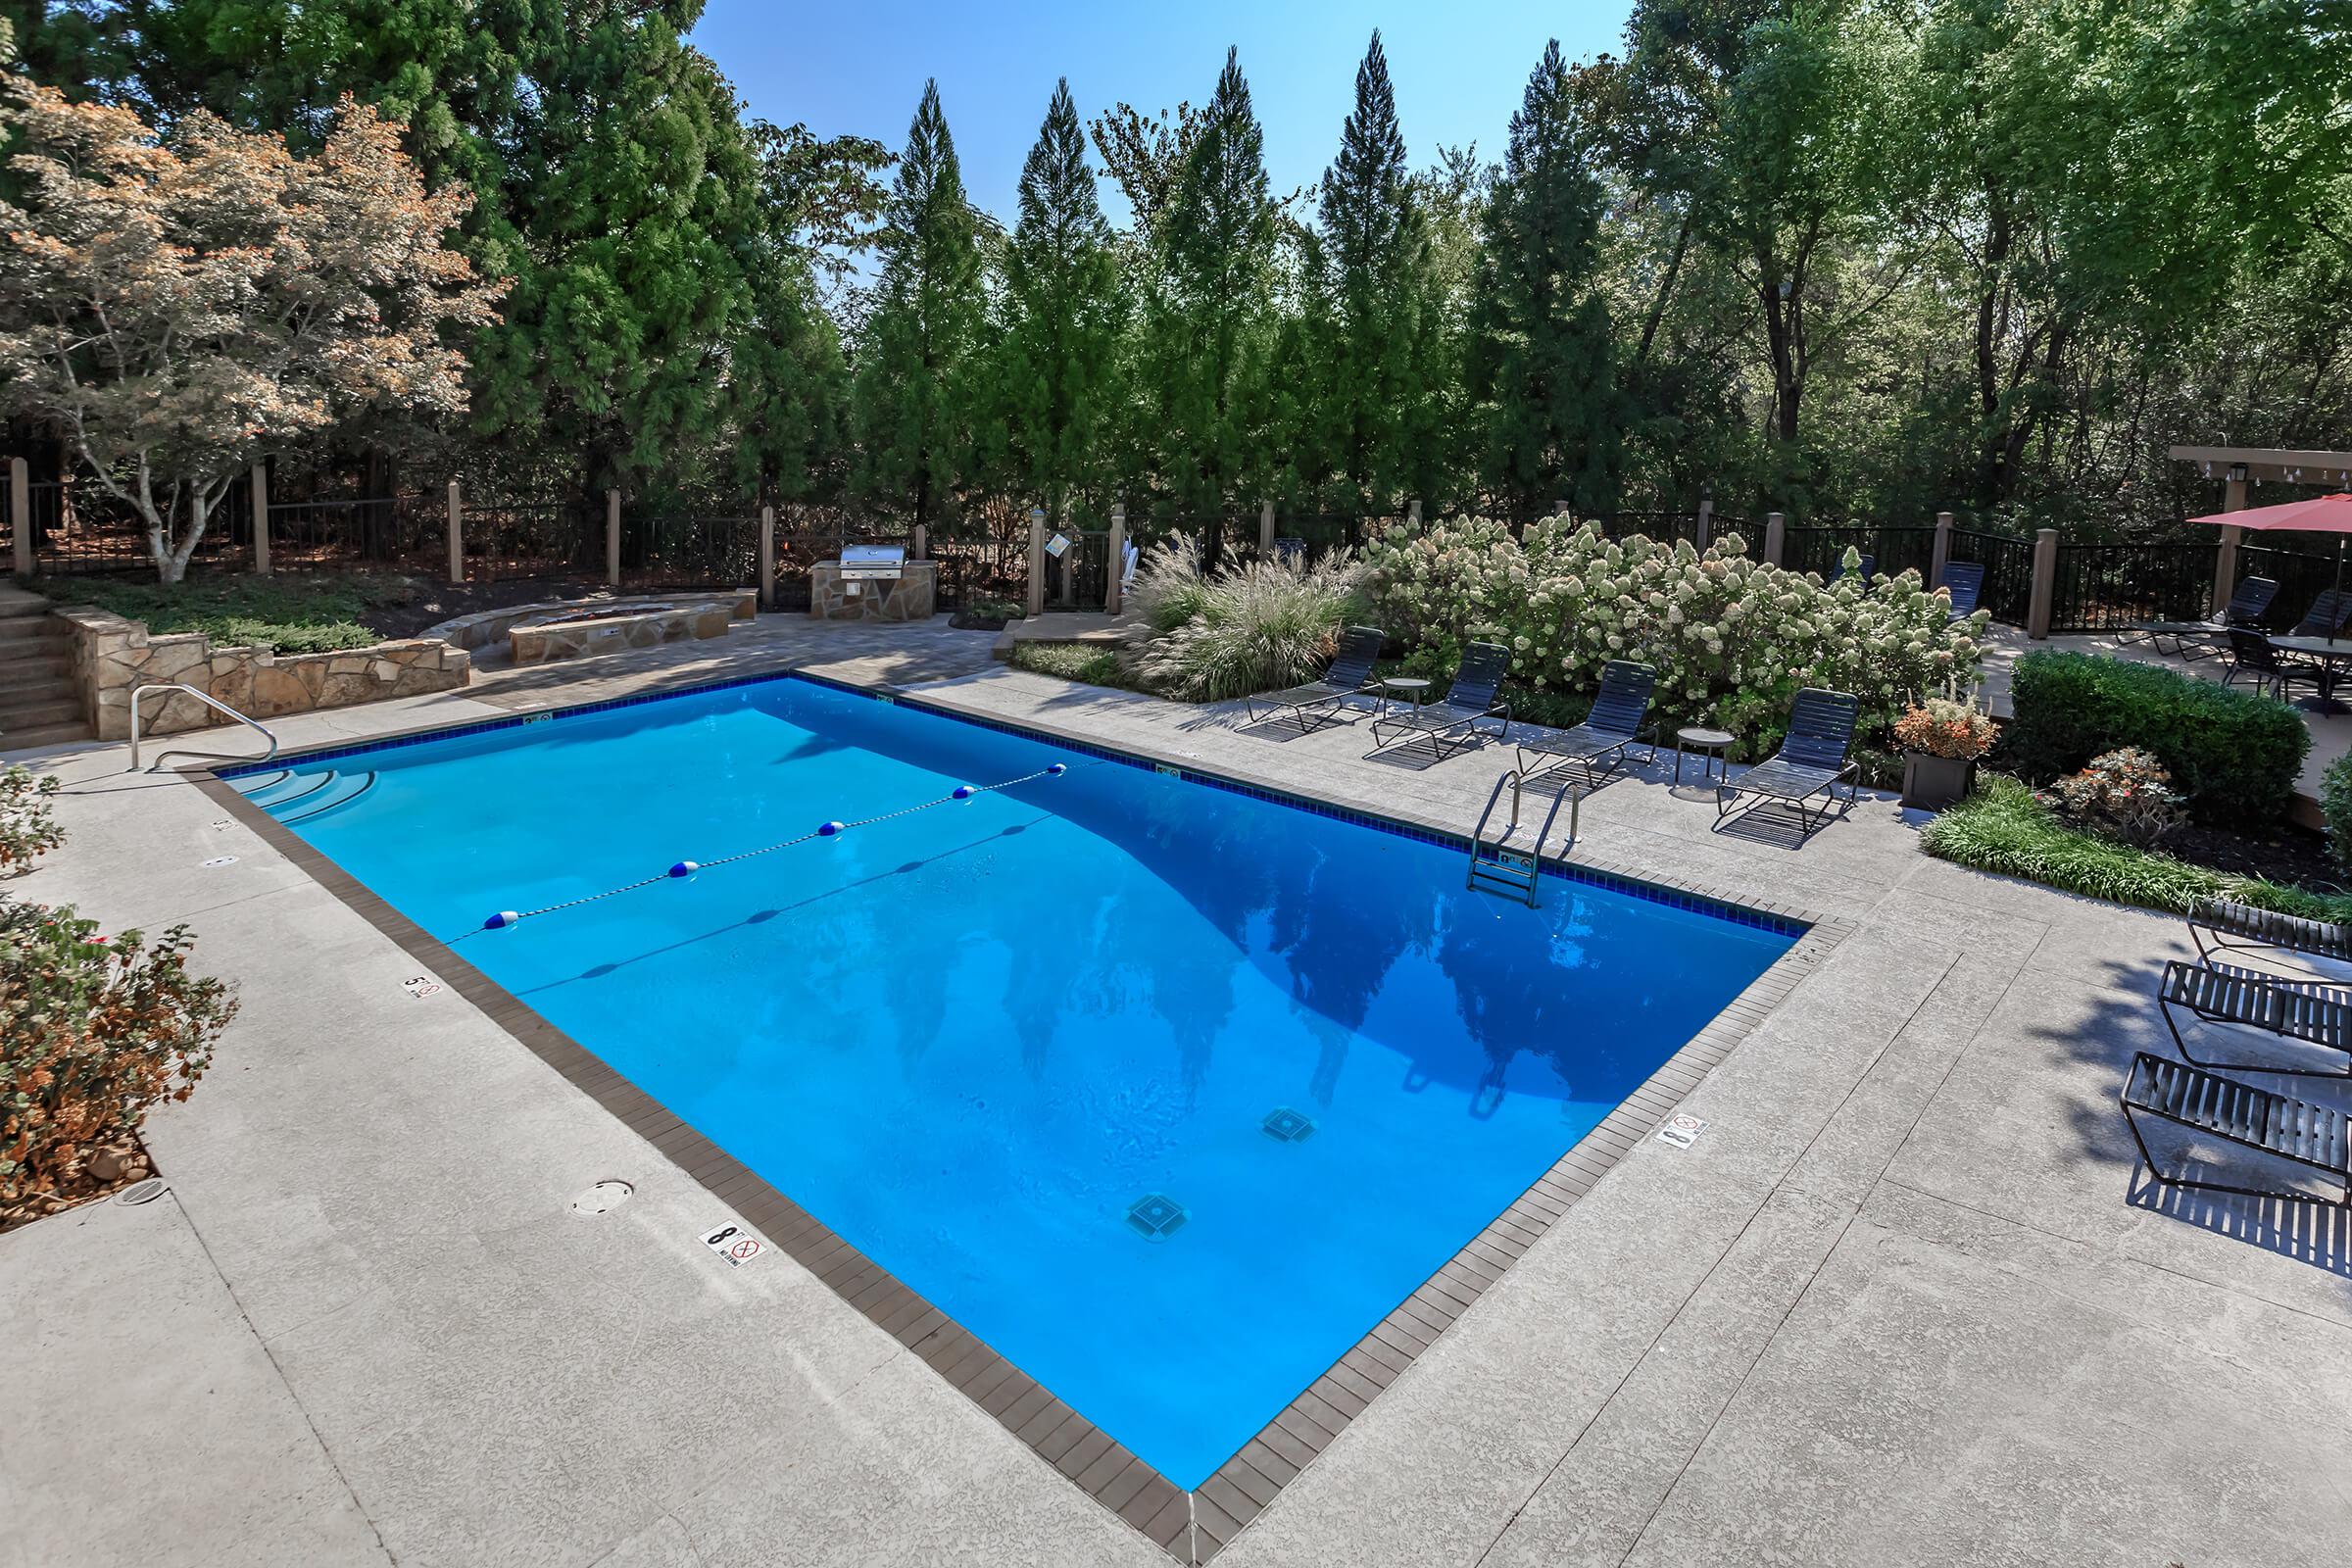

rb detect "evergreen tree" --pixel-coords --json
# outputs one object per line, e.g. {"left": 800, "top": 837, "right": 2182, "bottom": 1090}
{"left": 1314, "top": 30, "right": 1441, "bottom": 522}
{"left": 999, "top": 78, "right": 1125, "bottom": 516}
{"left": 1469, "top": 39, "right": 1622, "bottom": 521}
{"left": 1149, "top": 48, "right": 1278, "bottom": 565}
{"left": 851, "top": 78, "right": 987, "bottom": 529}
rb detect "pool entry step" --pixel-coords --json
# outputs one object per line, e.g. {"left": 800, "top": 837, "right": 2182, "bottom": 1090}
{"left": 236, "top": 766, "right": 379, "bottom": 826}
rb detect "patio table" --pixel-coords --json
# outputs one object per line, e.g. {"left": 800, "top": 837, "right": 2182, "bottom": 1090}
{"left": 2266, "top": 634, "right": 2352, "bottom": 714}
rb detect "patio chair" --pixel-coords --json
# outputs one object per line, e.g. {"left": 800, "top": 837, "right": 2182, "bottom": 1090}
{"left": 1714, "top": 688, "right": 1861, "bottom": 841}
{"left": 2119, "top": 574, "right": 2278, "bottom": 659}
{"left": 1513, "top": 661, "right": 1658, "bottom": 789}
{"left": 2188, "top": 898, "right": 2352, "bottom": 970}
{"left": 1939, "top": 561, "right": 1985, "bottom": 620}
{"left": 1368, "top": 641, "right": 1513, "bottom": 759}
{"left": 2119, "top": 1051, "right": 2351, "bottom": 1206}
{"left": 2157, "top": 958, "right": 2352, "bottom": 1077}
{"left": 2287, "top": 588, "right": 2352, "bottom": 640}
{"left": 1241, "top": 624, "right": 1385, "bottom": 734}
{"left": 1831, "top": 553, "right": 1875, "bottom": 585}
{"left": 2220, "top": 628, "right": 2325, "bottom": 703}
{"left": 1120, "top": 542, "right": 1140, "bottom": 592}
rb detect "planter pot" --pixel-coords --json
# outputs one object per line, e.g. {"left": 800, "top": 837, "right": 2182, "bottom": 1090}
{"left": 1901, "top": 752, "right": 1976, "bottom": 810}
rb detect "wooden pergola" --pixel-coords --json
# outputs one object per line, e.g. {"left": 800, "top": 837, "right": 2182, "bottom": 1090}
{"left": 2170, "top": 446, "right": 2352, "bottom": 612}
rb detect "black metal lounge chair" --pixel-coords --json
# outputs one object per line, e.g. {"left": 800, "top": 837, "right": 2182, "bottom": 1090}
{"left": 2220, "top": 628, "right": 2324, "bottom": 703}
{"left": 1939, "top": 561, "right": 1984, "bottom": 620}
{"left": 2120, "top": 574, "right": 2278, "bottom": 658}
{"left": 2157, "top": 958, "right": 2352, "bottom": 1077}
{"left": 1714, "top": 688, "right": 1861, "bottom": 840}
{"left": 2120, "top": 1051, "right": 2350, "bottom": 1206}
{"left": 2287, "top": 588, "right": 2352, "bottom": 640}
{"left": 1368, "top": 640, "right": 1512, "bottom": 759}
{"left": 1512, "top": 661, "right": 1658, "bottom": 788}
{"left": 1242, "top": 624, "right": 1384, "bottom": 733}
{"left": 2189, "top": 898, "right": 2352, "bottom": 969}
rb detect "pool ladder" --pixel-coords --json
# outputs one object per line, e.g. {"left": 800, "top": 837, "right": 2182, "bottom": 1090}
{"left": 1466, "top": 767, "right": 1575, "bottom": 907}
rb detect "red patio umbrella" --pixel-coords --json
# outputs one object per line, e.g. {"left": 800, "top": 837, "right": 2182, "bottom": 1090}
{"left": 2194, "top": 493, "right": 2352, "bottom": 645}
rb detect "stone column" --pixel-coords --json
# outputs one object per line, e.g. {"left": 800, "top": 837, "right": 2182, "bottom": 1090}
{"left": 445, "top": 479, "right": 465, "bottom": 584}
{"left": 1695, "top": 488, "right": 1714, "bottom": 551}
{"left": 1258, "top": 499, "right": 1275, "bottom": 559}
{"left": 758, "top": 504, "right": 776, "bottom": 611}
{"left": 911, "top": 522, "right": 928, "bottom": 561}
{"left": 2027, "top": 527, "right": 2060, "bottom": 639}
{"left": 250, "top": 463, "right": 271, "bottom": 574}
{"left": 1406, "top": 499, "right": 1422, "bottom": 526}
{"left": 9, "top": 457, "right": 29, "bottom": 577}
{"left": 1763, "top": 511, "right": 1786, "bottom": 568}
{"left": 1025, "top": 507, "right": 1046, "bottom": 618}
{"left": 1931, "top": 511, "right": 1954, "bottom": 589}
{"left": 1105, "top": 504, "right": 1127, "bottom": 615}
{"left": 2213, "top": 465, "right": 2250, "bottom": 616}
{"left": 605, "top": 488, "right": 621, "bottom": 586}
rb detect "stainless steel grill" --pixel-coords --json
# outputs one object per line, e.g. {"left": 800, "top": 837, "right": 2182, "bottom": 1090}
{"left": 839, "top": 543, "right": 906, "bottom": 582}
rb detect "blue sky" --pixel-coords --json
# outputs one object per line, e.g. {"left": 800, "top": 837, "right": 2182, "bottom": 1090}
{"left": 690, "top": 1, "right": 1634, "bottom": 224}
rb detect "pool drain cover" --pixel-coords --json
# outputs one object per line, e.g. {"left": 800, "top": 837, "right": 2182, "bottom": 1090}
{"left": 1126, "top": 1194, "right": 1187, "bottom": 1242}
{"left": 1262, "top": 1106, "right": 1316, "bottom": 1143}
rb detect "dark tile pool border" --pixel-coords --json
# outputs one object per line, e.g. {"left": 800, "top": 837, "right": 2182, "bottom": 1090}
{"left": 195, "top": 668, "right": 1851, "bottom": 1565}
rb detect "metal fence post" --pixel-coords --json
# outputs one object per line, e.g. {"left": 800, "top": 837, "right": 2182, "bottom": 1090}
{"left": 250, "top": 463, "right": 271, "bottom": 574}
{"left": 9, "top": 457, "right": 30, "bottom": 577}
{"left": 2027, "top": 527, "right": 2059, "bottom": 639}
{"left": 445, "top": 479, "right": 464, "bottom": 583}
{"left": 1931, "top": 511, "right": 1953, "bottom": 588}
{"left": 1025, "top": 507, "right": 1046, "bottom": 618}
{"left": 604, "top": 489, "right": 621, "bottom": 586}
{"left": 1258, "top": 499, "right": 1274, "bottom": 559}
{"left": 1763, "top": 511, "right": 1786, "bottom": 568}
{"left": 759, "top": 504, "right": 776, "bottom": 611}
{"left": 1105, "top": 504, "right": 1127, "bottom": 616}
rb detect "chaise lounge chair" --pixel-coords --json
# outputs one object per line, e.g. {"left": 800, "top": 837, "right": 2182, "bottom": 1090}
{"left": 1368, "top": 640, "right": 1512, "bottom": 760}
{"left": 1513, "top": 660, "right": 1658, "bottom": 789}
{"left": 2119, "top": 1051, "right": 2350, "bottom": 1206}
{"left": 2119, "top": 574, "right": 2278, "bottom": 660}
{"left": 2157, "top": 958, "right": 2352, "bottom": 1077}
{"left": 2288, "top": 588, "right": 2352, "bottom": 640}
{"left": 1243, "top": 623, "right": 1384, "bottom": 733}
{"left": 1714, "top": 687, "right": 1861, "bottom": 841}
{"left": 1939, "top": 561, "right": 1984, "bottom": 620}
{"left": 2188, "top": 898, "right": 2352, "bottom": 971}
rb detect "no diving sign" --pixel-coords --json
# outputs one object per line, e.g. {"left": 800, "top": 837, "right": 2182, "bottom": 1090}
{"left": 1655, "top": 1112, "right": 1709, "bottom": 1150}
{"left": 701, "top": 1221, "right": 765, "bottom": 1268}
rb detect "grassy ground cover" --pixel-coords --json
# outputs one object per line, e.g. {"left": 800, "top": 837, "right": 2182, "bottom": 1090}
{"left": 40, "top": 573, "right": 416, "bottom": 653}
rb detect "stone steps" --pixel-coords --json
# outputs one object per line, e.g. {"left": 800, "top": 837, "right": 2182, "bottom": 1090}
{"left": 0, "top": 580, "right": 90, "bottom": 749}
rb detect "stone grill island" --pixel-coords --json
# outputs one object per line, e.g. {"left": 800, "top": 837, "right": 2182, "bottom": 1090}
{"left": 810, "top": 551, "right": 936, "bottom": 622}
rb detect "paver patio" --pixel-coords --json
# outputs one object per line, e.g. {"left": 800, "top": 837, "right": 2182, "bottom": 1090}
{"left": 5, "top": 614, "right": 2349, "bottom": 1568}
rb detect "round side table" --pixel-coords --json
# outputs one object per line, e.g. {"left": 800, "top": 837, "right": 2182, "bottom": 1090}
{"left": 1377, "top": 675, "right": 1431, "bottom": 720}
{"left": 1674, "top": 725, "right": 1736, "bottom": 785}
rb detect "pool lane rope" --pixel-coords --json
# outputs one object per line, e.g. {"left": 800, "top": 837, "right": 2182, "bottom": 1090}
{"left": 464, "top": 761, "right": 1070, "bottom": 938}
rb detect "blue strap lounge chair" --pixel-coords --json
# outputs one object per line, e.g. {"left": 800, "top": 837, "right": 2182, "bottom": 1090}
{"left": 1243, "top": 624, "right": 1385, "bottom": 733}
{"left": 1513, "top": 661, "right": 1658, "bottom": 789}
{"left": 2120, "top": 1052, "right": 2350, "bottom": 1206}
{"left": 1939, "top": 561, "right": 1984, "bottom": 620}
{"left": 2121, "top": 574, "right": 2278, "bottom": 659}
{"left": 1369, "top": 641, "right": 1512, "bottom": 759}
{"left": 1714, "top": 688, "right": 1861, "bottom": 840}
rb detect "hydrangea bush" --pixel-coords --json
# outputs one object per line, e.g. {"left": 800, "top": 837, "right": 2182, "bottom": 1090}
{"left": 1360, "top": 517, "right": 1986, "bottom": 755}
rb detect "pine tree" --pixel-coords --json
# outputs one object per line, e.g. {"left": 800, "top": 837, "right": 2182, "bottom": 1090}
{"left": 998, "top": 79, "right": 1125, "bottom": 517}
{"left": 1314, "top": 30, "right": 1442, "bottom": 523}
{"left": 1469, "top": 39, "right": 1622, "bottom": 521}
{"left": 1149, "top": 47, "right": 1278, "bottom": 565}
{"left": 851, "top": 78, "right": 987, "bottom": 530}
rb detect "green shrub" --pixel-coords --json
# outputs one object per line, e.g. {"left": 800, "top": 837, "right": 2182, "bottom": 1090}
{"left": 1007, "top": 643, "right": 1127, "bottom": 687}
{"left": 2002, "top": 651, "right": 2308, "bottom": 826}
{"left": 1920, "top": 774, "right": 2352, "bottom": 919}
{"left": 2323, "top": 752, "right": 2352, "bottom": 875}
{"left": 1127, "top": 542, "right": 1365, "bottom": 702}
{"left": 41, "top": 572, "right": 407, "bottom": 653}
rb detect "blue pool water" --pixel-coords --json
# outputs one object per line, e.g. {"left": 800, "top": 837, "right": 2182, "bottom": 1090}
{"left": 233, "top": 677, "right": 1795, "bottom": 1488}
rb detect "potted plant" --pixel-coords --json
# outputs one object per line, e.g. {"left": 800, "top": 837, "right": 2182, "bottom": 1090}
{"left": 1893, "top": 698, "right": 1998, "bottom": 809}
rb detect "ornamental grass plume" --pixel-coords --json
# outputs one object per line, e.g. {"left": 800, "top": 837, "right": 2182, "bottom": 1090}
{"left": 1128, "top": 545, "right": 1366, "bottom": 702}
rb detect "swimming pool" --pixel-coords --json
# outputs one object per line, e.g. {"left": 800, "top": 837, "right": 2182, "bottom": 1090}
{"left": 225, "top": 676, "right": 1797, "bottom": 1492}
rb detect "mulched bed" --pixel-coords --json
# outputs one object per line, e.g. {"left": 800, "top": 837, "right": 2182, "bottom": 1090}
{"left": 2165, "top": 818, "right": 2347, "bottom": 894}
{"left": 358, "top": 574, "right": 620, "bottom": 641}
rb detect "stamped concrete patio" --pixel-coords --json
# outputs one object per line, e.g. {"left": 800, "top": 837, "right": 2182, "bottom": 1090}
{"left": 5, "top": 612, "right": 2349, "bottom": 1568}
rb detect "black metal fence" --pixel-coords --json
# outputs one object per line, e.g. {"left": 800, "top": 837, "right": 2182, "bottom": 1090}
{"left": 460, "top": 497, "right": 597, "bottom": 580}
{"left": 618, "top": 512, "right": 759, "bottom": 590}
{"left": 2047, "top": 541, "right": 2214, "bottom": 632}
{"left": 1785, "top": 524, "right": 1939, "bottom": 582}
{"left": 260, "top": 493, "right": 438, "bottom": 566}
{"left": 2237, "top": 542, "right": 2344, "bottom": 627}
{"left": 1947, "top": 529, "right": 2036, "bottom": 625}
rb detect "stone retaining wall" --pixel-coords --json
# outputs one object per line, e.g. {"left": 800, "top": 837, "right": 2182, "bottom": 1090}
{"left": 58, "top": 607, "right": 471, "bottom": 740}
{"left": 421, "top": 589, "right": 756, "bottom": 656}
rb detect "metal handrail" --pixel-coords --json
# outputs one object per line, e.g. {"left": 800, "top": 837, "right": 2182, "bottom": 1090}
{"left": 1466, "top": 766, "right": 1578, "bottom": 906}
{"left": 129, "top": 683, "right": 279, "bottom": 772}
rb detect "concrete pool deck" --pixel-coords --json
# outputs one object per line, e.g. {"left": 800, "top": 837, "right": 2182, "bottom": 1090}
{"left": 6, "top": 613, "right": 2350, "bottom": 1568}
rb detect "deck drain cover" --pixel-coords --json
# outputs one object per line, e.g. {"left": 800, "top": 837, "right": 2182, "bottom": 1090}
{"left": 1126, "top": 1194, "right": 1187, "bottom": 1242}
{"left": 570, "top": 1179, "right": 635, "bottom": 1215}
{"left": 116, "top": 1178, "right": 168, "bottom": 1205}
{"left": 1262, "top": 1106, "right": 1316, "bottom": 1143}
